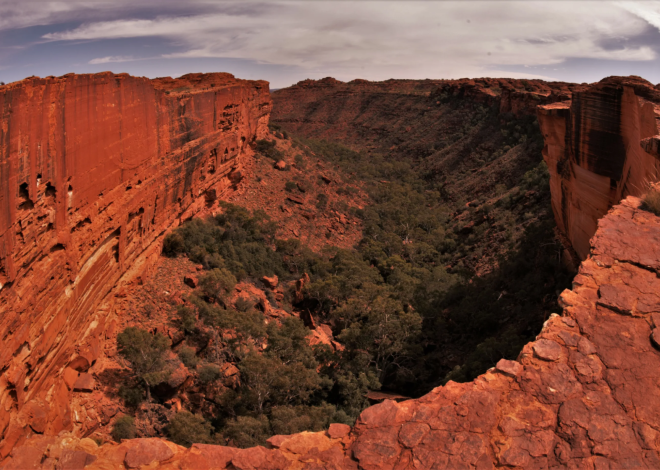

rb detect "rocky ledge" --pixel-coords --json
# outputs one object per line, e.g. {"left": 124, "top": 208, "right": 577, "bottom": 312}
{"left": 4, "top": 195, "right": 660, "bottom": 469}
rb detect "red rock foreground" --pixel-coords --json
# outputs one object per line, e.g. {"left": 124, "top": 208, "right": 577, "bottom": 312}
{"left": 4, "top": 195, "right": 660, "bottom": 469}
{"left": 0, "top": 73, "right": 271, "bottom": 456}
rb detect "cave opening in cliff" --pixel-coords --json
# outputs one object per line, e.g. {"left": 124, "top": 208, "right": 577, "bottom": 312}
{"left": 45, "top": 182, "right": 57, "bottom": 199}
{"left": 17, "top": 182, "right": 34, "bottom": 210}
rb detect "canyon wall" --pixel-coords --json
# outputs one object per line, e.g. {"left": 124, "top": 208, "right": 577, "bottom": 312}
{"left": 272, "top": 77, "right": 586, "bottom": 159}
{"left": 538, "top": 76, "right": 660, "bottom": 259}
{"left": 7, "top": 195, "right": 660, "bottom": 470}
{"left": 0, "top": 72, "right": 271, "bottom": 456}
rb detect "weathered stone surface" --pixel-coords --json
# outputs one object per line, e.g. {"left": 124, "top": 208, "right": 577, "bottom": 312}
{"left": 72, "top": 373, "right": 95, "bottom": 393}
{"left": 495, "top": 358, "right": 523, "bottom": 377}
{"left": 0, "top": 72, "right": 271, "bottom": 454}
{"left": 327, "top": 423, "right": 351, "bottom": 439}
{"left": 124, "top": 438, "right": 175, "bottom": 468}
{"left": 538, "top": 76, "right": 660, "bottom": 260}
{"left": 532, "top": 338, "right": 563, "bottom": 361}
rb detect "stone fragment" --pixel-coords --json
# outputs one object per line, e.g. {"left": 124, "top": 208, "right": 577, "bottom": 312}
{"left": 266, "top": 435, "right": 288, "bottom": 449}
{"left": 533, "top": 339, "right": 562, "bottom": 361}
{"left": 495, "top": 359, "right": 523, "bottom": 377}
{"left": 62, "top": 367, "right": 79, "bottom": 390}
{"left": 22, "top": 400, "right": 48, "bottom": 434}
{"left": 124, "top": 438, "right": 175, "bottom": 468}
{"left": 221, "top": 363, "right": 239, "bottom": 377}
{"left": 274, "top": 160, "right": 287, "bottom": 170}
{"left": 327, "top": 423, "right": 351, "bottom": 439}
{"left": 287, "top": 194, "right": 305, "bottom": 205}
{"left": 398, "top": 422, "right": 429, "bottom": 448}
{"left": 59, "top": 450, "right": 97, "bottom": 470}
{"left": 167, "top": 363, "right": 190, "bottom": 388}
{"left": 261, "top": 275, "right": 278, "bottom": 289}
{"left": 73, "top": 374, "right": 95, "bottom": 392}
{"left": 577, "top": 337, "right": 597, "bottom": 355}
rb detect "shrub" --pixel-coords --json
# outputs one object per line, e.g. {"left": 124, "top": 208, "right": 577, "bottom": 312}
{"left": 177, "top": 306, "right": 196, "bottom": 334}
{"left": 198, "top": 364, "right": 222, "bottom": 384}
{"left": 199, "top": 268, "right": 237, "bottom": 303}
{"left": 222, "top": 415, "right": 270, "bottom": 448}
{"left": 642, "top": 188, "right": 660, "bottom": 216}
{"left": 178, "top": 345, "right": 199, "bottom": 368}
{"left": 254, "top": 139, "right": 283, "bottom": 161}
{"left": 316, "top": 193, "right": 328, "bottom": 210}
{"left": 117, "top": 327, "right": 171, "bottom": 400}
{"left": 166, "top": 411, "right": 213, "bottom": 447}
{"left": 235, "top": 297, "right": 255, "bottom": 312}
{"left": 111, "top": 415, "right": 136, "bottom": 442}
{"left": 162, "top": 232, "right": 185, "bottom": 257}
{"left": 118, "top": 385, "right": 144, "bottom": 408}
{"left": 285, "top": 181, "right": 297, "bottom": 193}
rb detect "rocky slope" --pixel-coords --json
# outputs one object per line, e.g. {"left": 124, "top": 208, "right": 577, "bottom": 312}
{"left": 538, "top": 76, "right": 660, "bottom": 259}
{"left": 271, "top": 77, "right": 588, "bottom": 275}
{"left": 5, "top": 195, "right": 660, "bottom": 469}
{"left": 0, "top": 72, "right": 271, "bottom": 456}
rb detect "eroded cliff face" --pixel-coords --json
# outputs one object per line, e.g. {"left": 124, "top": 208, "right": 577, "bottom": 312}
{"left": 538, "top": 76, "right": 660, "bottom": 260}
{"left": 272, "top": 76, "right": 586, "bottom": 160}
{"left": 0, "top": 72, "right": 271, "bottom": 456}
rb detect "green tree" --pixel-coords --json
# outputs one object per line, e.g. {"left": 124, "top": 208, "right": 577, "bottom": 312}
{"left": 167, "top": 411, "right": 213, "bottom": 447}
{"left": 111, "top": 415, "right": 136, "bottom": 442}
{"left": 199, "top": 268, "right": 237, "bottom": 303}
{"left": 116, "top": 327, "right": 171, "bottom": 401}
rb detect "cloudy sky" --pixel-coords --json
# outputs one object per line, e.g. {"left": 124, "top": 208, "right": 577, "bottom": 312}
{"left": 1, "top": 1, "right": 659, "bottom": 88}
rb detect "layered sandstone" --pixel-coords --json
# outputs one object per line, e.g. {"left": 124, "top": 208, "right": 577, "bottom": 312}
{"left": 538, "top": 76, "right": 660, "bottom": 259}
{"left": 0, "top": 72, "right": 271, "bottom": 456}
{"left": 6, "top": 196, "right": 660, "bottom": 469}
{"left": 272, "top": 76, "right": 585, "bottom": 152}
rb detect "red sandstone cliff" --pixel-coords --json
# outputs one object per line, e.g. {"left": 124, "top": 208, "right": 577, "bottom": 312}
{"left": 271, "top": 77, "right": 585, "bottom": 151}
{"left": 0, "top": 72, "right": 271, "bottom": 456}
{"left": 538, "top": 76, "right": 660, "bottom": 260}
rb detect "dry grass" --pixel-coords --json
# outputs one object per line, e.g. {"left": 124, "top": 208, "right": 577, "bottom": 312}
{"left": 642, "top": 187, "right": 660, "bottom": 216}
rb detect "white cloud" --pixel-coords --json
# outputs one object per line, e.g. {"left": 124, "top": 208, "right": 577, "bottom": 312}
{"left": 88, "top": 55, "right": 135, "bottom": 64}
{"left": 618, "top": 2, "right": 660, "bottom": 31}
{"left": 37, "top": 1, "right": 658, "bottom": 81}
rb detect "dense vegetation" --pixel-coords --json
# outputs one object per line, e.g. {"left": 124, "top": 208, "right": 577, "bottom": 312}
{"left": 114, "top": 107, "right": 571, "bottom": 447}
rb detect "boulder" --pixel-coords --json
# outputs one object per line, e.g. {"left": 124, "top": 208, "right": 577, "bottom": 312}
{"left": 73, "top": 374, "right": 95, "bottom": 393}
{"left": 261, "top": 275, "right": 279, "bottom": 289}
{"left": 532, "top": 339, "right": 562, "bottom": 361}
{"left": 124, "top": 439, "right": 175, "bottom": 468}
